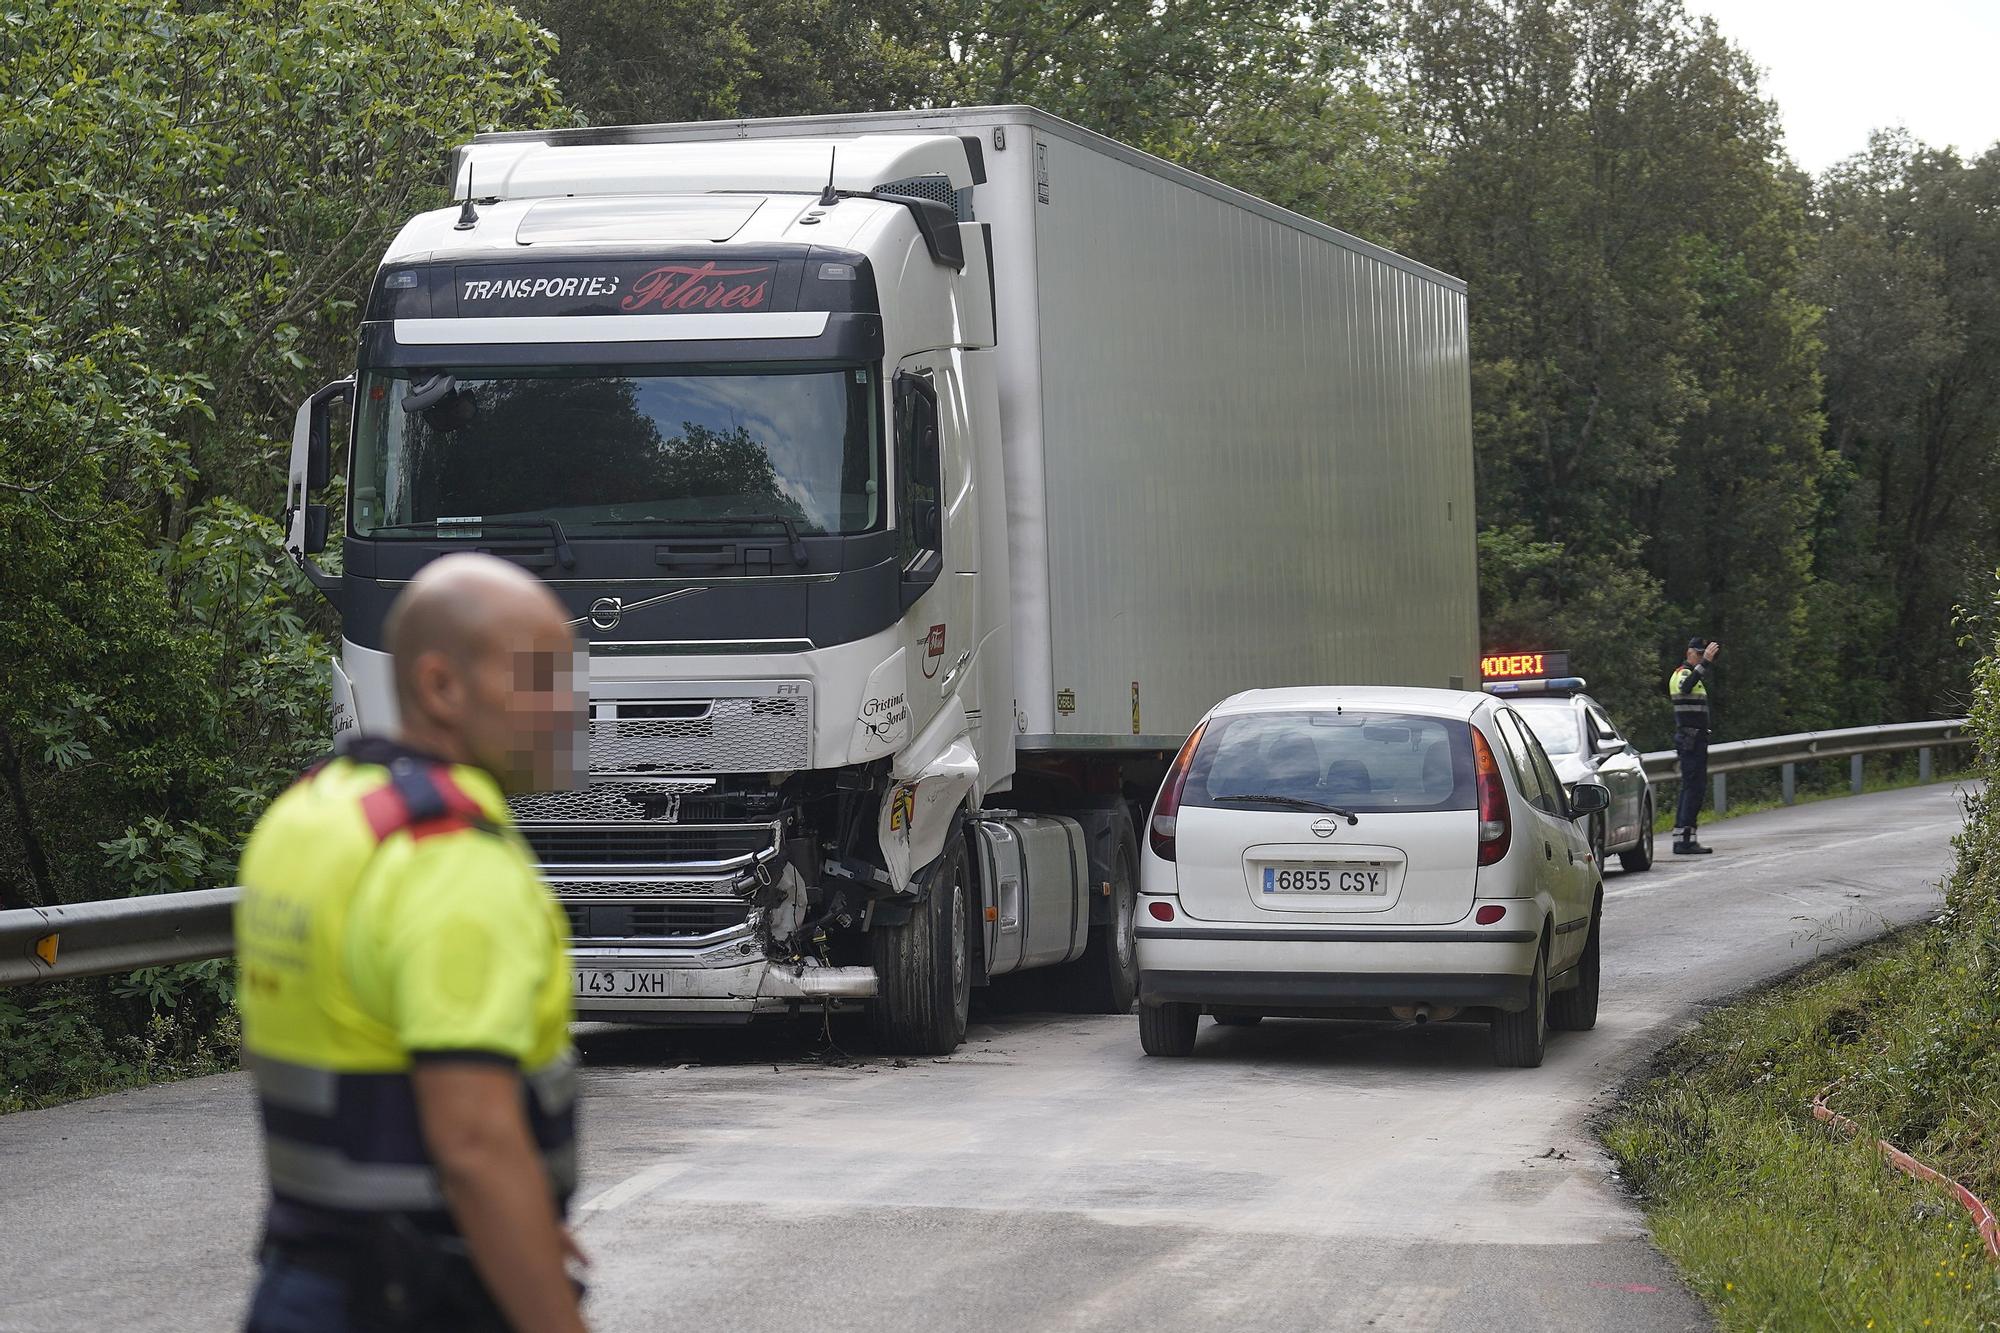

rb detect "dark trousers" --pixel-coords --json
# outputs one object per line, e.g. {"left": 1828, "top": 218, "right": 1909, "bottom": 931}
{"left": 245, "top": 1253, "right": 514, "bottom": 1333}
{"left": 245, "top": 1258, "right": 362, "bottom": 1333}
{"left": 1675, "top": 727, "right": 1709, "bottom": 832}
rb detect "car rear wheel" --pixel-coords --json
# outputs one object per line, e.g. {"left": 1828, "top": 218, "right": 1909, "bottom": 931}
{"left": 1139, "top": 1002, "right": 1199, "bottom": 1056}
{"left": 1620, "top": 800, "right": 1655, "bottom": 872}
{"left": 1490, "top": 938, "right": 1549, "bottom": 1068}
{"left": 1548, "top": 902, "right": 1601, "bottom": 1031}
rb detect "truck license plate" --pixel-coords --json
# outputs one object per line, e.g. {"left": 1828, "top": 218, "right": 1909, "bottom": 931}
{"left": 573, "top": 968, "right": 679, "bottom": 998}
{"left": 1261, "top": 863, "right": 1388, "bottom": 896}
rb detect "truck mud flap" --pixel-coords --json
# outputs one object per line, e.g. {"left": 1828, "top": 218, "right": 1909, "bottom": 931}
{"left": 1070, "top": 805, "right": 1137, "bottom": 925}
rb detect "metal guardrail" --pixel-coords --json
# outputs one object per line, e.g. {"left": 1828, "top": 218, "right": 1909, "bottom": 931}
{"left": 1640, "top": 718, "right": 1975, "bottom": 814}
{"left": 0, "top": 717, "right": 1980, "bottom": 988}
{"left": 0, "top": 887, "right": 239, "bottom": 988}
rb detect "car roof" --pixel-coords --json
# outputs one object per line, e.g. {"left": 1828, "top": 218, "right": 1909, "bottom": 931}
{"left": 1212, "top": 685, "right": 1486, "bottom": 722}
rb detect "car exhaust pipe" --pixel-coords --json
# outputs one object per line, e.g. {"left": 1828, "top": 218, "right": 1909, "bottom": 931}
{"left": 1390, "top": 1003, "right": 1462, "bottom": 1025}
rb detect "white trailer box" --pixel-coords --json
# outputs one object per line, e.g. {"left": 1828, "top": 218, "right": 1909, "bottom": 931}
{"left": 460, "top": 106, "right": 1479, "bottom": 751}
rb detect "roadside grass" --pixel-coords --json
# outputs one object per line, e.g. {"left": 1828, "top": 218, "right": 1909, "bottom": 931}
{"left": 0, "top": 975, "right": 241, "bottom": 1115}
{"left": 1651, "top": 756, "right": 1979, "bottom": 835}
{"left": 1605, "top": 779, "right": 2000, "bottom": 1331}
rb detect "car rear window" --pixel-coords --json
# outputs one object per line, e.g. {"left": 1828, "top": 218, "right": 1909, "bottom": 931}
{"left": 1182, "top": 710, "right": 1476, "bottom": 813}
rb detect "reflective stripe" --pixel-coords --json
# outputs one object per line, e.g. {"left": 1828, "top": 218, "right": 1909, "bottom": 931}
{"left": 266, "top": 1139, "right": 447, "bottom": 1211}
{"left": 247, "top": 1053, "right": 339, "bottom": 1115}
{"left": 266, "top": 1137, "right": 577, "bottom": 1211}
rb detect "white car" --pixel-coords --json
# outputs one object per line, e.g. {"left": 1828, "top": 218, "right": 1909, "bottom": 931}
{"left": 1492, "top": 682, "right": 1655, "bottom": 872}
{"left": 1135, "top": 686, "right": 1607, "bottom": 1067}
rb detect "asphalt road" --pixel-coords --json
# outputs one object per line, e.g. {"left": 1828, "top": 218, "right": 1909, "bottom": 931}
{"left": 0, "top": 782, "right": 1974, "bottom": 1333}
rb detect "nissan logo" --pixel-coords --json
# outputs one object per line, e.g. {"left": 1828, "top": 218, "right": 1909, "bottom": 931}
{"left": 589, "top": 597, "right": 622, "bottom": 631}
{"left": 1311, "top": 817, "right": 1339, "bottom": 839}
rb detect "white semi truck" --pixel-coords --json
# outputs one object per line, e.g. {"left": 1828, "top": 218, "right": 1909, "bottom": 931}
{"left": 283, "top": 106, "right": 1477, "bottom": 1054}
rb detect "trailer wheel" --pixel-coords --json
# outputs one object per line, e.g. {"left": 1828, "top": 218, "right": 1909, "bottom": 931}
{"left": 868, "top": 834, "right": 972, "bottom": 1056}
{"left": 1068, "top": 839, "right": 1139, "bottom": 1014}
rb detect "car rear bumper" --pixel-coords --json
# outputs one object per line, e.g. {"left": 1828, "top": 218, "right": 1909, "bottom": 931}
{"left": 1135, "top": 913, "right": 1543, "bottom": 1013}
{"left": 1139, "top": 968, "right": 1533, "bottom": 1012}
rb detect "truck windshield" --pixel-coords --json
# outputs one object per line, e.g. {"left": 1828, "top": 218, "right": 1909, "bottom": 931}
{"left": 350, "top": 364, "right": 881, "bottom": 538}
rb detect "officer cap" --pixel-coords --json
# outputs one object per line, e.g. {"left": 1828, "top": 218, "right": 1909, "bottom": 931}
{"left": 1687, "top": 636, "right": 1707, "bottom": 650}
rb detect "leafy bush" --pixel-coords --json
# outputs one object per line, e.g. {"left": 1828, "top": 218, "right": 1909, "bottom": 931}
{"left": 0, "top": 0, "right": 564, "bottom": 1104}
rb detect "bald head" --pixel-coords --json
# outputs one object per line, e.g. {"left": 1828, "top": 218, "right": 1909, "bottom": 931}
{"left": 384, "top": 553, "right": 583, "bottom": 791}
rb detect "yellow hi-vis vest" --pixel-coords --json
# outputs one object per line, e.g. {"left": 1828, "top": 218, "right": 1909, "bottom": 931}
{"left": 236, "top": 738, "right": 574, "bottom": 1230}
{"left": 1669, "top": 666, "right": 1711, "bottom": 728}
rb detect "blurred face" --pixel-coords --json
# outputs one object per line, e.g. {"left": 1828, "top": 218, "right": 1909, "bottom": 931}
{"left": 459, "top": 624, "right": 589, "bottom": 794}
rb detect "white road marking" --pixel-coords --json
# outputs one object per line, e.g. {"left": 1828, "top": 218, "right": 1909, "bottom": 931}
{"left": 576, "top": 1161, "right": 688, "bottom": 1215}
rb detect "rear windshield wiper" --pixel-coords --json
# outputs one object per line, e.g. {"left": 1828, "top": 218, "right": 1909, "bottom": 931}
{"left": 1213, "top": 794, "right": 1359, "bottom": 824}
{"left": 368, "top": 517, "right": 575, "bottom": 569}
{"left": 592, "top": 514, "right": 809, "bottom": 566}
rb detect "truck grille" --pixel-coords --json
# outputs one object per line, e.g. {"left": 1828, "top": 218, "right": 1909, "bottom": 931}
{"left": 564, "top": 901, "right": 754, "bottom": 940}
{"left": 590, "top": 685, "right": 812, "bottom": 775}
{"left": 510, "top": 780, "right": 712, "bottom": 823}
{"left": 523, "top": 822, "right": 782, "bottom": 869}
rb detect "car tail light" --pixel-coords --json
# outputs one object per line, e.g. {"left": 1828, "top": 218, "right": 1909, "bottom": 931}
{"left": 1148, "top": 901, "right": 1176, "bottom": 922}
{"left": 1470, "top": 723, "right": 1511, "bottom": 867}
{"left": 1149, "top": 720, "right": 1208, "bottom": 862}
{"left": 1475, "top": 904, "right": 1506, "bottom": 925}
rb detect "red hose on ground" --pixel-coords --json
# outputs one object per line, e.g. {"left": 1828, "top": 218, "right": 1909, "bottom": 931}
{"left": 1813, "top": 1082, "right": 2000, "bottom": 1264}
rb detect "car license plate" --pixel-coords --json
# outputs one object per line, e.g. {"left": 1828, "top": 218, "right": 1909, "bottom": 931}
{"left": 573, "top": 968, "right": 679, "bottom": 999}
{"left": 1261, "top": 863, "right": 1389, "bottom": 896}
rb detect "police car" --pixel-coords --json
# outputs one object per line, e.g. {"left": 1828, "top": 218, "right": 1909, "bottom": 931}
{"left": 1481, "top": 652, "right": 1655, "bottom": 873}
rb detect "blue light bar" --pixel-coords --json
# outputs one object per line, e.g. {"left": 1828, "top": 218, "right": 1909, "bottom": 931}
{"left": 1483, "top": 677, "right": 1587, "bottom": 697}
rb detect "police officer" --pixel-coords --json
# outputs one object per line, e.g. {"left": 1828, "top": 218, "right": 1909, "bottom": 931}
{"left": 1670, "top": 637, "right": 1721, "bottom": 855}
{"left": 236, "top": 553, "right": 589, "bottom": 1332}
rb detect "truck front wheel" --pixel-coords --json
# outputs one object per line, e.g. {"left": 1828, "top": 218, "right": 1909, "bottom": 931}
{"left": 868, "top": 835, "right": 972, "bottom": 1055}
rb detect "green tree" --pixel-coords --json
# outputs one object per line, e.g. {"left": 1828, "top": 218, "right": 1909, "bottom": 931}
{"left": 1399, "top": 0, "right": 1825, "bottom": 742}
{"left": 1805, "top": 133, "right": 2000, "bottom": 722}
{"left": 0, "top": 0, "right": 565, "bottom": 1097}
{"left": 516, "top": 0, "right": 942, "bottom": 126}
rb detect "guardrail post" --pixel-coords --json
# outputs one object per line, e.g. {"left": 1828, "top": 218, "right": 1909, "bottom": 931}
{"left": 1782, "top": 763, "right": 1796, "bottom": 805}
{"left": 1713, "top": 772, "right": 1727, "bottom": 816}
{"left": 1919, "top": 747, "right": 1933, "bottom": 783}
{"left": 1851, "top": 754, "right": 1864, "bottom": 796}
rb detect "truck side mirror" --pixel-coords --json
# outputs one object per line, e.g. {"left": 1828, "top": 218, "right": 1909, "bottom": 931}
{"left": 299, "top": 378, "right": 350, "bottom": 495}
{"left": 306, "top": 404, "right": 332, "bottom": 492}
{"left": 894, "top": 369, "right": 945, "bottom": 607}
{"left": 303, "top": 504, "right": 329, "bottom": 556}
{"left": 288, "top": 377, "right": 353, "bottom": 606}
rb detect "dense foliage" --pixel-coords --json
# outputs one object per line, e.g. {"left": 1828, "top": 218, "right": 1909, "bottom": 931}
{"left": 2, "top": 0, "right": 1998, "bottom": 1101}
{"left": 0, "top": 0, "right": 564, "bottom": 1105}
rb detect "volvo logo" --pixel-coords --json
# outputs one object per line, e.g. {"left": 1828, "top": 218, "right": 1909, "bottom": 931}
{"left": 1311, "top": 817, "right": 1339, "bottom": 839}
{"left": 566, "top": 587, "right": 707, "bottom": 635}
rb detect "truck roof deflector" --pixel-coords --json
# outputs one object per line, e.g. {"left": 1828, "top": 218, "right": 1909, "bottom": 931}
{"left": 879, "top": 193, "right": 965, "bottom": 270}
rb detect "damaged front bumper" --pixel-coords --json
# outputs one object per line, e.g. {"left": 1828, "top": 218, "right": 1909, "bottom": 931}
{"left": 570, "top": 923, "right": 878, "bottom": 1024}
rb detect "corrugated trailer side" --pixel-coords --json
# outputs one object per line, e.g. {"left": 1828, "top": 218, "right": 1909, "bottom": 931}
{"left": 1010, "top": 119, "right": 1476, "bottom": 745}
